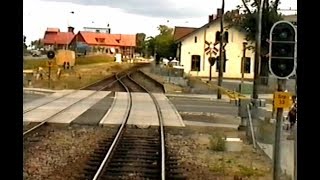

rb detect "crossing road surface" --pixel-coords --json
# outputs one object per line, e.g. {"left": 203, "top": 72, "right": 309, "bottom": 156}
{"left": 167, "top": 96, "right": 238, "bottom": 116}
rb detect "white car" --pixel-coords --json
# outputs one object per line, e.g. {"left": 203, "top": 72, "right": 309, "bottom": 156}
{"left": 31, "top": 50, "right": 41, "bottom": 57}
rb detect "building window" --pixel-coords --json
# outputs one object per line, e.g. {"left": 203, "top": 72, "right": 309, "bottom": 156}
{"left": 244, "top": 57, "right": 251, "bottom": 73}
{"left": 224, "top": 31, "right": 229, "bottom": 43}
{"left": 191, "top": 55, "right": 201, "bottom": 71}
{"left": 194, "top": 36, "right": 197, "bottom": 43}
{"left": 215, "top": 31, "right": 221, "bottom": 42}
{"left": 216, "top": 55, "right": 227, "bottom": 72}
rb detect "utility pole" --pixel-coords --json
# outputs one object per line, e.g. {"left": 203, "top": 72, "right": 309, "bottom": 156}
{"left": 209, "top": 51, "right": 212, "bottom": 81}
{"left": 46, "top": 51, "right": 55, "bottom": 89}
{"left": 217, "top": 0, "right": 225, "bottom": 99}
{"left": 269, "top": 20, "right": 297, "bottom": 180}
{"left": 48, "top": 62, "right": 52, "bottom": 88}
{"left": 240, "top": 41, "right": 248, "bottom": 93}
{"left": 294, "top": 122, "right": 297, "bottom": 180}
{"left": 251, "top": 0, "right": 264, "bottom": 119}
{"left": 273, "top": 79, "right": 285, "bottom": 180}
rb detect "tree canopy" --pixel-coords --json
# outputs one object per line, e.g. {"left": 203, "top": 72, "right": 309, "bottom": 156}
{"left": 135, "top": 33, "right": 146, "bottom": 55}
{"left": 142, "top": 25, "right": 176, "bottom": 59}
{"left": 153, "top": 25, "right": 176, "bottom": 58}
{"left": 31, "top": 39, "right": 44, "bottom": 50}
{"left": 225, "top": 0, "right": 284, "bottom": 55}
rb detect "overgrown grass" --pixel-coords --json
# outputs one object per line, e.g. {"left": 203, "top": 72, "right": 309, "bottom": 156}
{"left": 23, "top": 55, "right": 115, "bottom": 70}
{"left": 256, "top": 120, "right": 275, "bottom": 144}
{"left": 209, "top": 133, "right": 226, "bottom": 151}
{"left": 209, "top": 159, "right": 266, "bottom": 178}
{"left": 75, "top": 55, "right": 114, "bottom": 65}
{"left": 23, "top": 59, "right": 48, "bottom": 69}
{"left": 236, "top": 164, "right": 265, "bottom": 178}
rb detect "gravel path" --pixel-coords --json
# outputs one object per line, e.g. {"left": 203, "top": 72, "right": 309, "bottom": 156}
{"left": 23, "top": 125, "right": 116, "bottom": 180}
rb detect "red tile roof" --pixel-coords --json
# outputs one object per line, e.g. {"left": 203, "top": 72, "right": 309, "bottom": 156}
{"left": 173, "top": 26, "right": 197, "bottom": 42}
{"left": 43, "top": 31, "right": 75, "bottom": 45}
{"left": 46, "top": 28, "right": 60, "bottom": 32}
{"left": 78, "top": 32, "right": 136, "bottom": 47}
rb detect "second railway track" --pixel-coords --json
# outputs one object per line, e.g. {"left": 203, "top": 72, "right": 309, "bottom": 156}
{"left": 23, "top": 67, "right": 135, "bottom": 136}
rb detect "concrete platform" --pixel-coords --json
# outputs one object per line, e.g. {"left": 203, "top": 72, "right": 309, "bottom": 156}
{"left": 23, "top": 90, "right": 95, "bottom": 122}
{"left": 48, "top": 91, "right": 111, "bottom": 124}
{"left": 99, "top": 92, "right": 129, "bottom": 125}
{"left": 23, "top": 90, "right": 75, "bottom": 112}
{"left": 152, "top": 93, "right": 185, "bottom": 127}
{"left": 127, "top": 93, "right": 159, "bottom": 126}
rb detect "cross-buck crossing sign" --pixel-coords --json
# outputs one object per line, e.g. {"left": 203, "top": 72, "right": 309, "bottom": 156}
{"left": 205, "top": 41, "right": 219, "bottom": 55}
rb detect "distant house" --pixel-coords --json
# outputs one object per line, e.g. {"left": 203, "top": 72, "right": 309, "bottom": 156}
{"left": 70, "top": 31, "right": 136, "bottom": 58}
{"left": 43, "top": 27, "right": 75, "bottom": 51}
{"left": 283, "top": 14, "right": 297, "bottom": 26}
{"left": 174, "top": 9, "right": 255, "bottom": 79}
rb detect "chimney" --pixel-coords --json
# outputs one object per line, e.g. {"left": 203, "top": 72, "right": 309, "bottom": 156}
{"left": 68, "top": 26, "right": 74, "bottom": 33}
{"left": 217, "top": 8, "right": 223, "bottom": 18}
{"left": 208, "top": 15, "right": 214, "bottom": 23}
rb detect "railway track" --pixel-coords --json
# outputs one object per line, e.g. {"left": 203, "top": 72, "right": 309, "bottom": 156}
{"left": 79, "top": 72, "right": 185, "bottom": 180}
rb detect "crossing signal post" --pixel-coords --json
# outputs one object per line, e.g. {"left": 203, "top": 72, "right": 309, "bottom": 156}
{"left": 269, "top": 21, "right": 297, "bottom": 180}
{"left": 208, "top": 57, "right": 216, "bottom": 81}
{"left": 47, "top": 51, "right": 55, "bottom": 89}
{"left": 205, "top": 41, "right": 218, "bottom": 81}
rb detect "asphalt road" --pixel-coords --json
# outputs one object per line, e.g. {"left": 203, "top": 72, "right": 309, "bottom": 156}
{"left": 23, "top": 93, "right": 47, "bottom": 104}
{"left": 23, "top": 55, "right": 47, "bottom": 60}
{"left": 167, "top": 96, "right": 238, "bottom": 116}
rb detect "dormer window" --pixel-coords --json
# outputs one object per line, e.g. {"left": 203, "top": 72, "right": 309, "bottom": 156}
{"left": 95, "top": 38, "right": 105, "bottom": 43}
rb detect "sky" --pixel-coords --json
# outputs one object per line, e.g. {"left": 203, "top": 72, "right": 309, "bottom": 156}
{"left": 23, "top": 0, "right": 297, "bottom": 45}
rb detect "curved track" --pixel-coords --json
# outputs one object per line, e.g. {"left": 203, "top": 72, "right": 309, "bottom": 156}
{"left": 82, "top": 72, "right": 166, "bottom": 180}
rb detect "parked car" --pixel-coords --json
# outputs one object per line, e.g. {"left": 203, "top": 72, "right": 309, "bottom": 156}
{"left": 30, "top": 50, "right": 41, "bottom": 57}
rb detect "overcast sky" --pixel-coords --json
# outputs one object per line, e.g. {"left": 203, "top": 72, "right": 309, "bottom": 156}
{"left": 23, "top": 0, "right": 297, "bottom": 45}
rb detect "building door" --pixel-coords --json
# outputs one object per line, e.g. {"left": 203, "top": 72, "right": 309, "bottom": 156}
{"left": 191, "top": 55, "right": 201, "bottom": 71}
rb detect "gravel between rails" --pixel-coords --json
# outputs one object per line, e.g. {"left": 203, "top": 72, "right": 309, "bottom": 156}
{"left": 23, "top": 124, "right": 117, "bottom": 180}
{"left": 130, "top": 71, "right": 165, "bottom": 93}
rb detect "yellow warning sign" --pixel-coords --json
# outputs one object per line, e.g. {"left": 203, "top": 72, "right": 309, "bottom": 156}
{"left": 273, "top": 91, "right": 292, "bottom": 108}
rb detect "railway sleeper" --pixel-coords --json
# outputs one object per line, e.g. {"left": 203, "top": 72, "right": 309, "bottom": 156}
{"left": 100, "top": 173, "right": 159, "bottom": 180}
{"left": 166, "top": 174, "right": 187, "bottom": 180}
{"left": 112, "top": 149, "right": 159, "bottom": 154}
{"left": 104, "top": 167, "right": 160, "bottom": 174}
{"left": 107, "top": 159, "right": 157, "bottom": 163}
{"left": 111, "top": 154, "right": 159, "bottom": 160}
{"left": 118, "top": 143, "right": 159, "bottom": 148}
{"left": 107, "top": 163, "right": 159, "bottom": 169}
